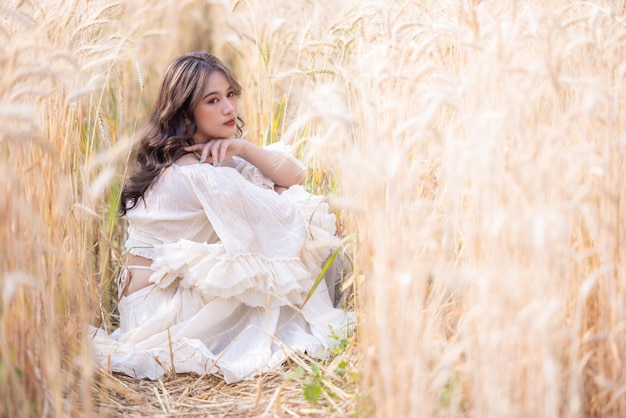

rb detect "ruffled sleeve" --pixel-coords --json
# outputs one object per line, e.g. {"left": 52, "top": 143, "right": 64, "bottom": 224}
{"left": 182, "top": 165, "right": 305, "bottom": 256}
{"left": 148, "top": 164, "right": 313, "bottom": 306}
{"left": 232, "top": 157, "right": 275, "bottom": 190}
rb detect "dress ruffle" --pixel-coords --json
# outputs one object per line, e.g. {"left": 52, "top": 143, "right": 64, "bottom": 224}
{"left": 149, "top": 240, "right": 313, "bottom": 307}
{"left": 91, "top": 273, "right": 352, "bottom": 382}
{"left": 90, "top": 177, "right": 353, "bottom": 383}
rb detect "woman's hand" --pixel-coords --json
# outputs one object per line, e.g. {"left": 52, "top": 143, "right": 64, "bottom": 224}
{"left": 184, "top": 138, "right": 246, "bottom": 166}
{"left": 184, "top": 138, "right": 305, "bottom": 189}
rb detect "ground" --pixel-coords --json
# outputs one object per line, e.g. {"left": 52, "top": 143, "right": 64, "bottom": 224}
{"left": 94, "top": 349, "right": 360, "bottom": 417}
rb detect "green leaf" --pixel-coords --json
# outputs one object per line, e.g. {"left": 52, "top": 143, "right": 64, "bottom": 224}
{"left": 303, "top": 382, "right": 322, "bottom": 405}
{"left": 283, "top": 367, "right": 305, "bottom": 380}
{"left": 311, "top": 362, "right": 320, "bottom": 374}
{"left": 334, "top": 360, "right": 347, "bottom": 376}
{"left": 300, "top": 233, "right": 357, "bottom": 309}
{"left": 300, "top": 247, "right": 340, "bottom": 308}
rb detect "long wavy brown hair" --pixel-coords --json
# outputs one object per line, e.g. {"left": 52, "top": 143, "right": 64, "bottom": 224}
{"left": 119, "top": 52, "right": 244, "bottom": 215}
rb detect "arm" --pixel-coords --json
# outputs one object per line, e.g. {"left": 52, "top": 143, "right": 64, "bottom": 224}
{"left": 185, "top": 139, "right": 305, "bottom": 189}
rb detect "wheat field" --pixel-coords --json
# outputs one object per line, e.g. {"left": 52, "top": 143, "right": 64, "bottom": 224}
{"left": 1, "top": 0, "right": 625, "bottom": 416}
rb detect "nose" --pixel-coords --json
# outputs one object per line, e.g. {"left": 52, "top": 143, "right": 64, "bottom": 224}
{"left": 222, "top": 99, "right": 235, "bottom": 115}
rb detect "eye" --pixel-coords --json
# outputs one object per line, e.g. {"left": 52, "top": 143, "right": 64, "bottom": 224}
{"left": 227, "top": 91, "right": 236, "bottom": 98}
{"left": 208, "top": 98, "right": 218, "bottom": 104}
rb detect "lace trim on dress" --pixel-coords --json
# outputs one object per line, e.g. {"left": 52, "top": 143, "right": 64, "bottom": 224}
{"left": 127, "top": 246, "right": 156, "bottom": 260}
{"left": 233, "top": 156, "right": 275, "bottom": 190}
{"left": 148, "top": 239, "right": 314, "bottom": 307}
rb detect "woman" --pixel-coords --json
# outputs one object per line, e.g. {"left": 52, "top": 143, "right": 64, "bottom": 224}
{"left": 90, "top": 52, "right": 352, "bottom": 383}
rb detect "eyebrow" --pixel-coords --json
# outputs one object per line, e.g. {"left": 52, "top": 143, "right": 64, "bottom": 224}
{"left": 201, "top": 86, "right": 232, "bottom": 101}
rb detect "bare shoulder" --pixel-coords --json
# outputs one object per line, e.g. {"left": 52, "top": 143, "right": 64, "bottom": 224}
{"left": 175, "top": 153, "right": 200, "bottom": 166}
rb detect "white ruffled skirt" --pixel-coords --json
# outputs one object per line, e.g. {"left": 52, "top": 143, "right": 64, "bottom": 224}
{"left": 90, "top": 187, "right": 353, "bottom": 383}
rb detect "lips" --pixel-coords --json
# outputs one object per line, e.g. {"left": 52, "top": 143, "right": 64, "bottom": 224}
{"left": 224, "top": 118, "right": 236, "bottom": 126}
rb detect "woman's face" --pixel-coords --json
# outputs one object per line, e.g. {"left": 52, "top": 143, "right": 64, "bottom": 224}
{"left": 192, "top": 71, "right": 239, "bottom": 144}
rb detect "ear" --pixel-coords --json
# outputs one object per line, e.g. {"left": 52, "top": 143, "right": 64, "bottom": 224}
{"left": 184, "top": 116, "right": 195, "bottom": 136}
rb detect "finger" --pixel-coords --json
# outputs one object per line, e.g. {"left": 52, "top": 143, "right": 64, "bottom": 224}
{"left": 183, "top": 144, "right": 205, "bottom": 163}
{"left": 200, "top": 143, "right": 211, "bottom": 163}
{"left": 214, "top": 140, "right": 224, "bottom": 165}
{"left": 183, "top": 144, "right": 204, "bottom": 152}
{"left": 210, "top": 140, "right": 221, "bottom": 165}
{"left": 220, "top": 142, "right": 228, "bottom": 164}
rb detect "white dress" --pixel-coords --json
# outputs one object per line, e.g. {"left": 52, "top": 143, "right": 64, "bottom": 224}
{"left": 90, "top": 152, "right": 352, "bottom": 383}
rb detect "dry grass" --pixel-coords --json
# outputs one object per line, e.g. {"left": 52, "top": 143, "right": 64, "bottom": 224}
{"left": 2, "top": 0, "right": 626, "bottom": 417}
{"left": 93, "top": 349, "right": 360, "bottom": 417}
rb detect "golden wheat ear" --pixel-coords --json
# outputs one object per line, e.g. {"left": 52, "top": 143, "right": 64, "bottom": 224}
{"left": 3, "top": 0, "right": 626, "bottom": 416}
{"left": 211, "top": 0, "right": 626, "bottom": 416}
